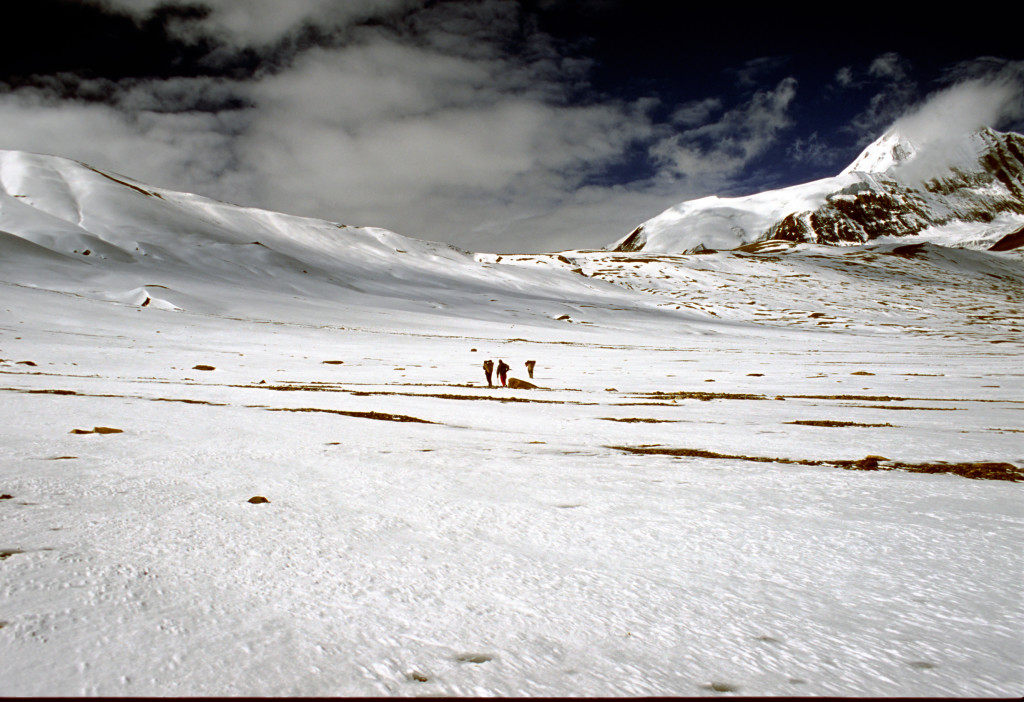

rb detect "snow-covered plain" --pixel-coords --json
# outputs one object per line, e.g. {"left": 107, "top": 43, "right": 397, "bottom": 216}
{"left": 1, "top": 151, "right": 1023, "bottom": 697}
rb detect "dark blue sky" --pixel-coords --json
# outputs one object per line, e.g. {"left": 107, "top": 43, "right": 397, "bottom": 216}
{"left": 1, "top": 0, "right": 1021, "bottom": 251}
{"left": 530, "top": 2, "right": 1023, "bottom": 191}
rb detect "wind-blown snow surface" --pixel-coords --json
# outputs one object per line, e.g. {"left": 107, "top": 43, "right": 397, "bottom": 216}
{"left": 1, "top": 151, "right": 1023, "bottom": 696}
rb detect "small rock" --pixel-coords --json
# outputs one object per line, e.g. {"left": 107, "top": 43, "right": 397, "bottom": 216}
{"left": 193, "top": 365, "right": 216, "bottom": 371}
{"left": 454, "top": 653, "right": 493, "bottom": 664}
{"left": 702, "top": 681, "right": 739, "bottom": 693}
{"left": 247, "top": 495, "right": 270, "bottom": 504}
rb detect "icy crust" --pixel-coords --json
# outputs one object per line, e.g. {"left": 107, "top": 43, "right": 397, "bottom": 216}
{"left": 614, "top": 127, "right": 1024, "bottom": 254}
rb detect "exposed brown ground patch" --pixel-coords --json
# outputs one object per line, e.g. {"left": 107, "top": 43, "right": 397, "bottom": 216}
{"left": 349, "top": 390, "right": 594, "bottom": 405}
{"left": 850, "top": 405, "right": 961, "bottom": 411}
{"left": 609, "top": 445, "right": 1023, "bottom": 481}
{"left": 786, "top": 420, "right": 896, "bottom": 427}
{"left": 153, "top": 397, "right": 228, "bottom": 406}
{"left": 629, "top": 390, "right": 770, "bottom": 401}
{"left": 268, "top": 407, "right": 436, "bottom": 423}
{"left": 600, "top": 417, "right": 678, "bottom": 423}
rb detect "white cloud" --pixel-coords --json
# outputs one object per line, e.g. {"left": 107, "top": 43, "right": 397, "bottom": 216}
{"left": 670, "top": 98, "right": 723, "bottom": 127}
{"left": 845, "top": 53, "right": 919, "bottom": 143}
{"left": 887, "top": 71, "right": 1024, "bottom": 181}
{"left": 8, "top": 4, "right": 1019, "bottom": 254}
{"left": 650, "top": 77, "right": 798, "bottom": 185}
{"left": 868, "top": 52, "right": 908, "bottom": 80}
{"left": 894, "top": 76, "right": 1023, "bottom": 144}
{"left": 93, "top": 0, "right": 414, "bottom": 47}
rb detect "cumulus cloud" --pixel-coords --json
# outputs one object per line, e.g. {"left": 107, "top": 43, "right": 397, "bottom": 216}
{"left": 3, "top": 0, "right": 652, "bottom": 250}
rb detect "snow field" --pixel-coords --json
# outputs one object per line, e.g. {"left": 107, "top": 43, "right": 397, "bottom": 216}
{"left": 1, "top": 146, "right": 1021, "bottom": 696}
{"left": 1, "top": 292, "right": 1021, "bottom": 697}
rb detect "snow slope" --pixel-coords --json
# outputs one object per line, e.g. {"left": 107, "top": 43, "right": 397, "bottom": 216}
{"left": 1, "top": 150, "right": 1022, "bottom": 697}
{"left": 613, "top": 127, "right": 1024, "bottom": 253}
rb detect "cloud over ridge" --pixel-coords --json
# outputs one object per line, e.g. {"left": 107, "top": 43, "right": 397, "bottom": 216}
{"left": 1, "top": 1, "right": 1020, "bottom": 252}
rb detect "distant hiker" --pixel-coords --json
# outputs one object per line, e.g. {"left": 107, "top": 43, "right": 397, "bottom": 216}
{"left": 483, "top": 359, "right": 494, "bottom": 387}
{"left": 496, "top": 359, "right": 510, "bottom": 387}
{"left": 525, "top": 360, "right": 536, "bottom": 379}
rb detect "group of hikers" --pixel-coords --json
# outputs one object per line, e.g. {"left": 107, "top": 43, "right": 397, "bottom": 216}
{"left": 483, "top": 358, "right": 535, "bottom": 387}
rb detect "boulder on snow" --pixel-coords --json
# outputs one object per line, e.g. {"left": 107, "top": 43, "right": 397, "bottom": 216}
{"left": 192, "top": 364, "right": 216, "bottom": 371}
{"left": 507, "top": 377, "right": 539, "bottom": 389}
{"left": 247, "top": 495, "right": 270, "bottom": 504}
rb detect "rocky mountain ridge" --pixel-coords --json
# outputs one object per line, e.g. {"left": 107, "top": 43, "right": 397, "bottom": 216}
{"left": 613, "top": 127, "right": 1024, "bottom": 254}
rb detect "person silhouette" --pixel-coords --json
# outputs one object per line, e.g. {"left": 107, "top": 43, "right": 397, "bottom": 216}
{"left": 496, "top": 359, "right": 510, "bottom": 387}
{"left": 483, "top": 359, "right": 494, "bottom": 386}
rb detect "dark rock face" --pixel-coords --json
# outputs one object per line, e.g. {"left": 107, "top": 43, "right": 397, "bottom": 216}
{"left": 615, "top": 225, "right": 646, "bottom": 252}
{"left": 989, "top": 225, "right": 1024, "bottom": 251}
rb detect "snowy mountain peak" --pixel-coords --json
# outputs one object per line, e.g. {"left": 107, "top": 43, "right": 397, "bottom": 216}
{"left": 613, "top": 127, "right": 1024, "bottom": 254}
{"left": 839, "top": 129, "right": 920, "bottom": 176}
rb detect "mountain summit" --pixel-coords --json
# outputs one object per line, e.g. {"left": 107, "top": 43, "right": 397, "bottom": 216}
{"left": 612, "top": 127, "right": 1024, "bottom": 254}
